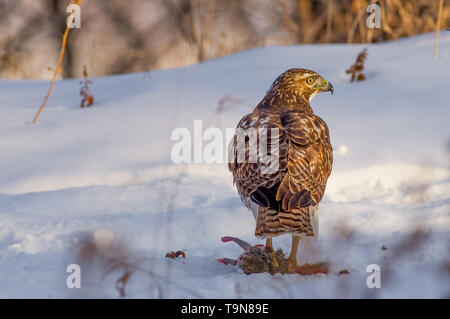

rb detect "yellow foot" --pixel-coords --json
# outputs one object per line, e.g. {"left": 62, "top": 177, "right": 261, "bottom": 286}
{"left": 286, "top": 259, "right": 298, "bottom": 274}
{"left": 271, "top": 251, "right": 279, "bottom": 270}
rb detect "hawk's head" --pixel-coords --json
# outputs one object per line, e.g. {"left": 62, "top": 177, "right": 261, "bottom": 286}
{"left": 267, "top": 68, "right": 334, "bottom": 104}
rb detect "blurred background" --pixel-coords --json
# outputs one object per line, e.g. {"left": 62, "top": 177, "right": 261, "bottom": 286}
{"left": 0, "top": 0, "right": 448, "bottom": 79}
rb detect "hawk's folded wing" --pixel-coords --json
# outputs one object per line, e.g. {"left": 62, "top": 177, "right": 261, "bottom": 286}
{"left": 228, "top": 111, "right": 332, "bottom": 211}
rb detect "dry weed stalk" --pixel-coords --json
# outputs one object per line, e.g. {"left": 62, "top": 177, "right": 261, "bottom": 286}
{"left": 346, "top": 48, "right": 368, "bottom": 82}
{"left": 347, "top": 1, "right": 367, "bottom": 44}
{"left": 76, "top": 231, "right": 202, "bottom": 298}
{"left": 434, "top": 0, "right": 445, "bottom": 58}
{"left": 80, "top": 65, "right": 94, "bottom": 108}
{"left": 216, "top": 94, "right": 244, "bottom": 114}
{"left": 32, "top": 0, "right": 82, "bottom": 123}
{"left": 198, "top": 0, "right": 216, "bottom": 61}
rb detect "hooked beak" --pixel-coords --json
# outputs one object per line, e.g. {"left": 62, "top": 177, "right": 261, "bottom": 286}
{"left": 321, "top": 79, "right": 334, "bottom": 95}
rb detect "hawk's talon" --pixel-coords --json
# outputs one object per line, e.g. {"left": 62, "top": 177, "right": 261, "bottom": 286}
{"left": 271, "top": 251, "right": 279, "bottom": 269}
{"left": 286, "top": 259, "right": 298, "bottom": 273}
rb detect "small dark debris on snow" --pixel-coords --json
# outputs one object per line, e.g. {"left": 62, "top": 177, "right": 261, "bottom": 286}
{"left": 165, "top": 250, "right": 186, "bottom": 259}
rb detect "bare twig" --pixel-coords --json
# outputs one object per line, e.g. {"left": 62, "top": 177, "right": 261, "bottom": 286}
{"left": 32, "top": 0, "right": 82, "bottom": 123}
{"left": 434, "top": 0, "right": 445, "bottom": 58}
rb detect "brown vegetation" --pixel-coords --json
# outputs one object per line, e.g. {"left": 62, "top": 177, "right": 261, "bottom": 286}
{"left": 346, "top": 48, "right": 368, "bottom": 82}
{"left": 80, "top": 65, "right": 94, "bottom": 108}
{"left": 75, "top": 231, "right": 203, "bottom": 298}
{"left": 31, "top": 0, "right": 82, "bottom": 123}
{"left": 0, "top": 0, "right": 448, "bottom": 79}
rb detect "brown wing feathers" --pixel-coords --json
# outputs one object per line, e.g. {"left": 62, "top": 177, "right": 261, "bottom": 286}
{"left": 230, "top": 111, "right": 331, "bottom": 208}
{"left": 228, "top": 113, "right": 288, "bottom": 198}
{"left": 275, "top": 112, "right": 332, "bottom": 209}
{"left": 229, "top": 110, "right": 332, "bottom": 237}
{"left": 229, "top": 69, "right": 334, "bottom": 238}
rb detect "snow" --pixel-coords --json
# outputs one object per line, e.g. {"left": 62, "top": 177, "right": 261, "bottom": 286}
{"left": 0, "top": 33, "right": 449, "bottom": 298}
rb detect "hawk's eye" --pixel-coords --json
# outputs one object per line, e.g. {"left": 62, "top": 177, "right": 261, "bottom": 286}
{"left": 306, "top": 77, "right": 315, "bottom": 85}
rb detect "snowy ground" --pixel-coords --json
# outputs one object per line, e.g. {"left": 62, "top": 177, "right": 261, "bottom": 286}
{"left": 0, "top": 33, "right": 449, "bottom": 298}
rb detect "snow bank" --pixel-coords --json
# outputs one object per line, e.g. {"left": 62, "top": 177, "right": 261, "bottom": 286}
{"left": 0, "top": 33, "right": 449, "bottom": 298}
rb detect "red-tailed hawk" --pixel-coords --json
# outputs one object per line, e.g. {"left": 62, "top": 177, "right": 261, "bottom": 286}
{"left": 228, "top": 68, "right": 334, "bottom": 273}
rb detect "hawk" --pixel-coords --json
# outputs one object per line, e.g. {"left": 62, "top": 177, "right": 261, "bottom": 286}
{"left": 228, "top": 69, "right": 334, "bottom": 273}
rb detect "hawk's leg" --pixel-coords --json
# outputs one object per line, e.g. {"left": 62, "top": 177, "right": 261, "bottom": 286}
{"left": 287, "top": 235, "right": 300, "bottom": 273}
{"left": 265, "top": 237, "right": 279, "bottom": 270}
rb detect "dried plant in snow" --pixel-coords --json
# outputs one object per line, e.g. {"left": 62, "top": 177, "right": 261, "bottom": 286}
{"left": 346, "top": 48, "right": 368, "bottom": 82}
{"left": 75, "top": 230, "right": 202, "bottom": 298}
{"left": 80, "top": 65, "right": 94, "bottom": 108}
{"left": 32, "top": 0, "right": 83, "bottom": 122}
{"left": 434, "top": 0, "right": 445, "bottom": 58}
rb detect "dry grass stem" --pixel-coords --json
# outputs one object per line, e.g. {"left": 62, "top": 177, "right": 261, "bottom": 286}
{"left": 32, "top": 0, "right": 82, "bottom": 123}
{"left": 434, "top": 0, "right": 445, "bottom": 58}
